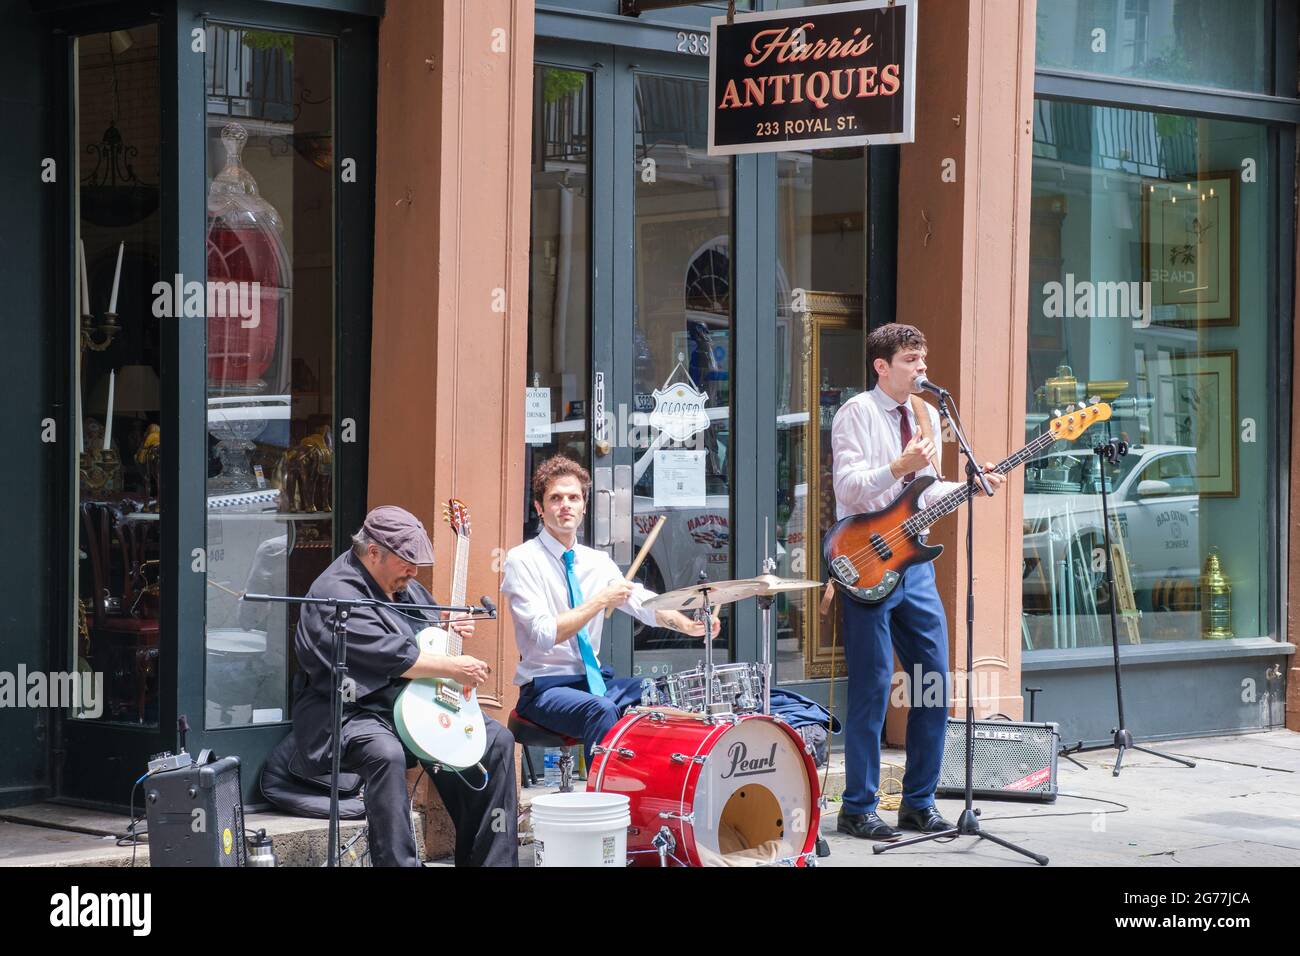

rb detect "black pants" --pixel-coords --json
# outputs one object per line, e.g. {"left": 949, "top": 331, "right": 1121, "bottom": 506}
{"left": 341, "top": 712, "right": 518, "bottom": 867}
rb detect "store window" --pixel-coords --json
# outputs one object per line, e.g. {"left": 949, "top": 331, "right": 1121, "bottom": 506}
{"left": 1022, "top": 99, "right": 1277, "bottom": 651}
{"left": 631, "top": 73, "right": 736, "bottom": 665}
{"left": 74, "top": 25, "right": 163, "bottom": 724}
{"left": 202, "top": 26, "right": 337, "bottom": 727}
{"left": 1035, "top": 0, "right": 1276, "bottom": 95}
{"left": 773, "top": 147, "right": 866, "bottom": 683}
{"left": 526, "top": 65, "right": 592, "bottom": 540}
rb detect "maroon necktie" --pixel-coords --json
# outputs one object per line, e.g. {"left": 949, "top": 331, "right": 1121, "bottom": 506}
{"left": 897, "top": 405, "right": 915, "bottom": 483}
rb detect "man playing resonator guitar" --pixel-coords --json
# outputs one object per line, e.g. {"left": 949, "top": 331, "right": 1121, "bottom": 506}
{"left": 829, "top": 324, "right": 1005, "bottom": 841}
{"left": 291, "top": 506, "right": 518, "bottom": 867}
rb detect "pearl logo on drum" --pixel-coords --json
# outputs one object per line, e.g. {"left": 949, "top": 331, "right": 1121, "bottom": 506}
{"left": 720, "top": 740, "right": 779, "bottom": 779}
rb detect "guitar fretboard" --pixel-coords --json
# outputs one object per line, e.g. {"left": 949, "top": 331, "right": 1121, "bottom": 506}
{"left": 447, "top": 533, "right": 470, "bottom": 656}
{"left": 901, "top": 429, "right": 1059, "bottom": 537}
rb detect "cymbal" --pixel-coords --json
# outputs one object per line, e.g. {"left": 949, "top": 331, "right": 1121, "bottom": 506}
{"left": 751, "top": 574, "right": 824, "bottom": 593}
{"left": 643, "top": 574, "right": 824, "bottom": 611}
{"left": 643, "top": 578, "right": 767, "bottom": 611}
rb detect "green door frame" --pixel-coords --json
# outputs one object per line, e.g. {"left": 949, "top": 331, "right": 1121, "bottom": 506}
{"left": 50, "top": 0, "right": 377, "bottom": 810}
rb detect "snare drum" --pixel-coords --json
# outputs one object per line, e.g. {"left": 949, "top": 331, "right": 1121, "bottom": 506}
{"left": 588, "top": 710, "right": 821, "bottom": 867}
{"left": 668, "top": 662, "right": 764, "bottom": 714}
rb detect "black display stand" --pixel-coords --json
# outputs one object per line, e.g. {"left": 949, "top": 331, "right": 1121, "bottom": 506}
{"left": 1058, "top": 438, "right": 1196, "bottom": 777}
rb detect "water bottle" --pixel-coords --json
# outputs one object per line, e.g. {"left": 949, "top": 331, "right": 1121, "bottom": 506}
{"left": 542, "top": 748, "right": 563, "bottom": 787}
{"left": 246, "top": 828, "right": 277, "bottom": 867}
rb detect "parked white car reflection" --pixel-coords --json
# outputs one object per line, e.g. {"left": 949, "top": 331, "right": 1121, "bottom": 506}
{"left": 1022, "top": 444, "right": 1200, "bottom": 612}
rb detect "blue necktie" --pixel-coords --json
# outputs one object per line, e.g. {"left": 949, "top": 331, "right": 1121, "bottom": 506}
{"left": 562, "top": 549, "right": 607, "bottom": 696}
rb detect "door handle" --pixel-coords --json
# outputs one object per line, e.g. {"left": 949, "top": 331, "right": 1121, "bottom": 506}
{"left": 613, "top": 465, "right": 633, "bottom": 565}
{"left": 594, "top": 467, "right": 613, "bottom": 550}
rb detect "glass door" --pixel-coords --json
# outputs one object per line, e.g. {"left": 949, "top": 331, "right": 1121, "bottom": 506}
{"left": 527, "top": 42, "right": 738, "bottom": 683}
{"left": 618, "top": 50, "right": 736, "bottom": 680}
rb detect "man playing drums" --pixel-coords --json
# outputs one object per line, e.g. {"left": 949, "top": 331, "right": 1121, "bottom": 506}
{"left": 502, "top": 455, "right": 719, "bottom": 760}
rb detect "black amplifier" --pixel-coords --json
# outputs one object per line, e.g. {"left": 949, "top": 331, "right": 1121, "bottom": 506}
{"left": 936, "top": 718, "right": 1059, "bottom": 802}
{"left": 145, "top": 755, "right": 246, "bottom": 867}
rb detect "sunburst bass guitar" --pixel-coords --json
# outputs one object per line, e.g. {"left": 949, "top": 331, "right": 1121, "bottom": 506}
{"left": 824, "top": 400, "right": 1111, "bottom": 605}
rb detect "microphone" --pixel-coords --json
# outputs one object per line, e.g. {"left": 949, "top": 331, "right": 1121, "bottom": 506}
{"left": 914, "top": 375, "right": 948, "bottom": 397}
{"left": 479, "top": 596, "right": 497, "bottom": 617}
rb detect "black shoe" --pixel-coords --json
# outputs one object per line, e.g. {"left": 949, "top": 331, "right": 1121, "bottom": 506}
{"left": 897, "top": 805, "right": 954, "bottom": 833}
{"left": 836, "top": 811, "right": 902, "bottom": 841}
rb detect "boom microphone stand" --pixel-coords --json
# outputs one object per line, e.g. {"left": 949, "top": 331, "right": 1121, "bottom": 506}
{"left": 243, "top": 591, "right": 496, "bottom": 867}
{"left": 875, "top": 388, "right": 1048, "bottom": 865}
{"left": 1058, "top": 437, "right": 1195, "bottom": 777}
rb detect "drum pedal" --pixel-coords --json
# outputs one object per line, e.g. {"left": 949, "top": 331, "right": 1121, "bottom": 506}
{"left": 652, "top": 826, "right": 677, "bottom": 868}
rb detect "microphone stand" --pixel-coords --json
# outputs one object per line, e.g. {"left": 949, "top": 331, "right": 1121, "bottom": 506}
{"left": 874, "top": 388, "right": 1048, "bottom": 865}
{"left": 243, "top": 591, "right": 496, "bottom": 867}
{"left": 1057, "top": 437, "right": 1196, "bottom": 776}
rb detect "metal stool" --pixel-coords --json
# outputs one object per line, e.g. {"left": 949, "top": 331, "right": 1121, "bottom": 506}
{"left": 508, "top": 709, "right": 579, "bottom": 792}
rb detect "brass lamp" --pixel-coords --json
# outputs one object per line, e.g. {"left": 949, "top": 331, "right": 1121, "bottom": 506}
{"left": 1200, "top": 548, "right": 1233, "bottom": 639}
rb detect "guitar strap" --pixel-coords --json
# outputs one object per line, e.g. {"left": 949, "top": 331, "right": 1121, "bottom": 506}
{"left": 819, "top": 394, "right": 942, "bottom": 619}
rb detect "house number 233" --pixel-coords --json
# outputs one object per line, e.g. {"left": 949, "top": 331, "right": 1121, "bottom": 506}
{"left": 676, "top": 32, "right": 709, "bottom": 55}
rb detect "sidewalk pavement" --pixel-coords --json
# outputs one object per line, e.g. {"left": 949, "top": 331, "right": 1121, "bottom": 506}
{"left": 517, "top": 730, "right": 1300, "bottom": 867}
{"left": 3, "top": 730, "right": 1294, "bottom": 867}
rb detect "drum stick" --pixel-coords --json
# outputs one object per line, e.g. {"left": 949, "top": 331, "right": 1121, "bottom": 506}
{"left": 605, "top": 514, "right": 667, "bottom": 619}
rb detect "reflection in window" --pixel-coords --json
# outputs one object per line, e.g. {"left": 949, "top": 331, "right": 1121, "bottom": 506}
{"left": 74, "top": 25, "right": 163, "bottom": 724}
{"left": 203, "top": 26, "right": 336, "bottom": 727}
{"left": 631, "top": 73, "right": 734, "bottom": 672}
{"left": 526, "top": 66, "right": 592, "bottom": 542}
{"left": 1035, "top": 0, "right": 1274, "bottom": 95}
{"left": 773, "top": 149, "right": 866, "bottom": 684}
{"left": 1023, "top": 100, "right": 1274, "bottom": 651}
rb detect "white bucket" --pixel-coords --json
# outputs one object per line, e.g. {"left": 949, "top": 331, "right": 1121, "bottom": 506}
{"left": 530, "top": 792, "right": 630, "bottom": 868}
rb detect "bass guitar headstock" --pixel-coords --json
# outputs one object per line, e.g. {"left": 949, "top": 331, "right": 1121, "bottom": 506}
{"left": 1047, "top": 398, "right": 1112, "bottom": 442}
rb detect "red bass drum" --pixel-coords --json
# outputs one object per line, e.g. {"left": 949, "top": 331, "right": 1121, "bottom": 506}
{"left": 587, "top": 710, "right": 822, "bottom": 867}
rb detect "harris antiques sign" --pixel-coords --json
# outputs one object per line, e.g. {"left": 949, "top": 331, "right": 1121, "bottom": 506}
{"left": 707, "top": 0, "right": 916, "bottom": 156}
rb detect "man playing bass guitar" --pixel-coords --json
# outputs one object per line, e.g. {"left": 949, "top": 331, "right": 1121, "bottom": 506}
{"left": 829, "top": 324, "right": 1004, "bottom": 840}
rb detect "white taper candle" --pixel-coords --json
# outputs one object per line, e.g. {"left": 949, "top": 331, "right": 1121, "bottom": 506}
{"left": 102, "top": 370, "right": 115, "bottom": 451}
{"left": 107, "top": 242, "right": 124, "bottom": 314}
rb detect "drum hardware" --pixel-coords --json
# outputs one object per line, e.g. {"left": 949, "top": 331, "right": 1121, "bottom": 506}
{"left": 760, "top": 532, "right": 775, "bottom": 716}
{"left": 652, "top": 827, "right": 677, "bottom": 867}
{"left": 670, "top": 753, "right": 708, "bottom": 765}
{"left": 659, "top": 810, "right": 695, "bottom": 824}
{"left": 592, "top": 745, "right": 635, "bottom": 759}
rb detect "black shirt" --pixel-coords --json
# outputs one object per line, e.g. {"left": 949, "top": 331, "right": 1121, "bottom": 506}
{"left": 291, "top": 550, "right": 441, "bottom": 773}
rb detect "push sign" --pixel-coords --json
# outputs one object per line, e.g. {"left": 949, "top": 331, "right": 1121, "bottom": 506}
{"left": 707, "top": 0, "right": 916, "bottom": 155}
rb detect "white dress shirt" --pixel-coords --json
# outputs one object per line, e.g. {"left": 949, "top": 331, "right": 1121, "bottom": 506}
{"left": 502, "top": 529, "right": 659, "bottom": 685}
{"left": 830, "top": 386, "right": 964, "bottom": 520}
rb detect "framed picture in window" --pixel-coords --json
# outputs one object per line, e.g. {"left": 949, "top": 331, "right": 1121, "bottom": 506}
{"left": 1167, "top": 350, "right": 1237, "bottom": 497}
{"left": 1141, "top": 173, "right": 1238, "bottom": 327}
